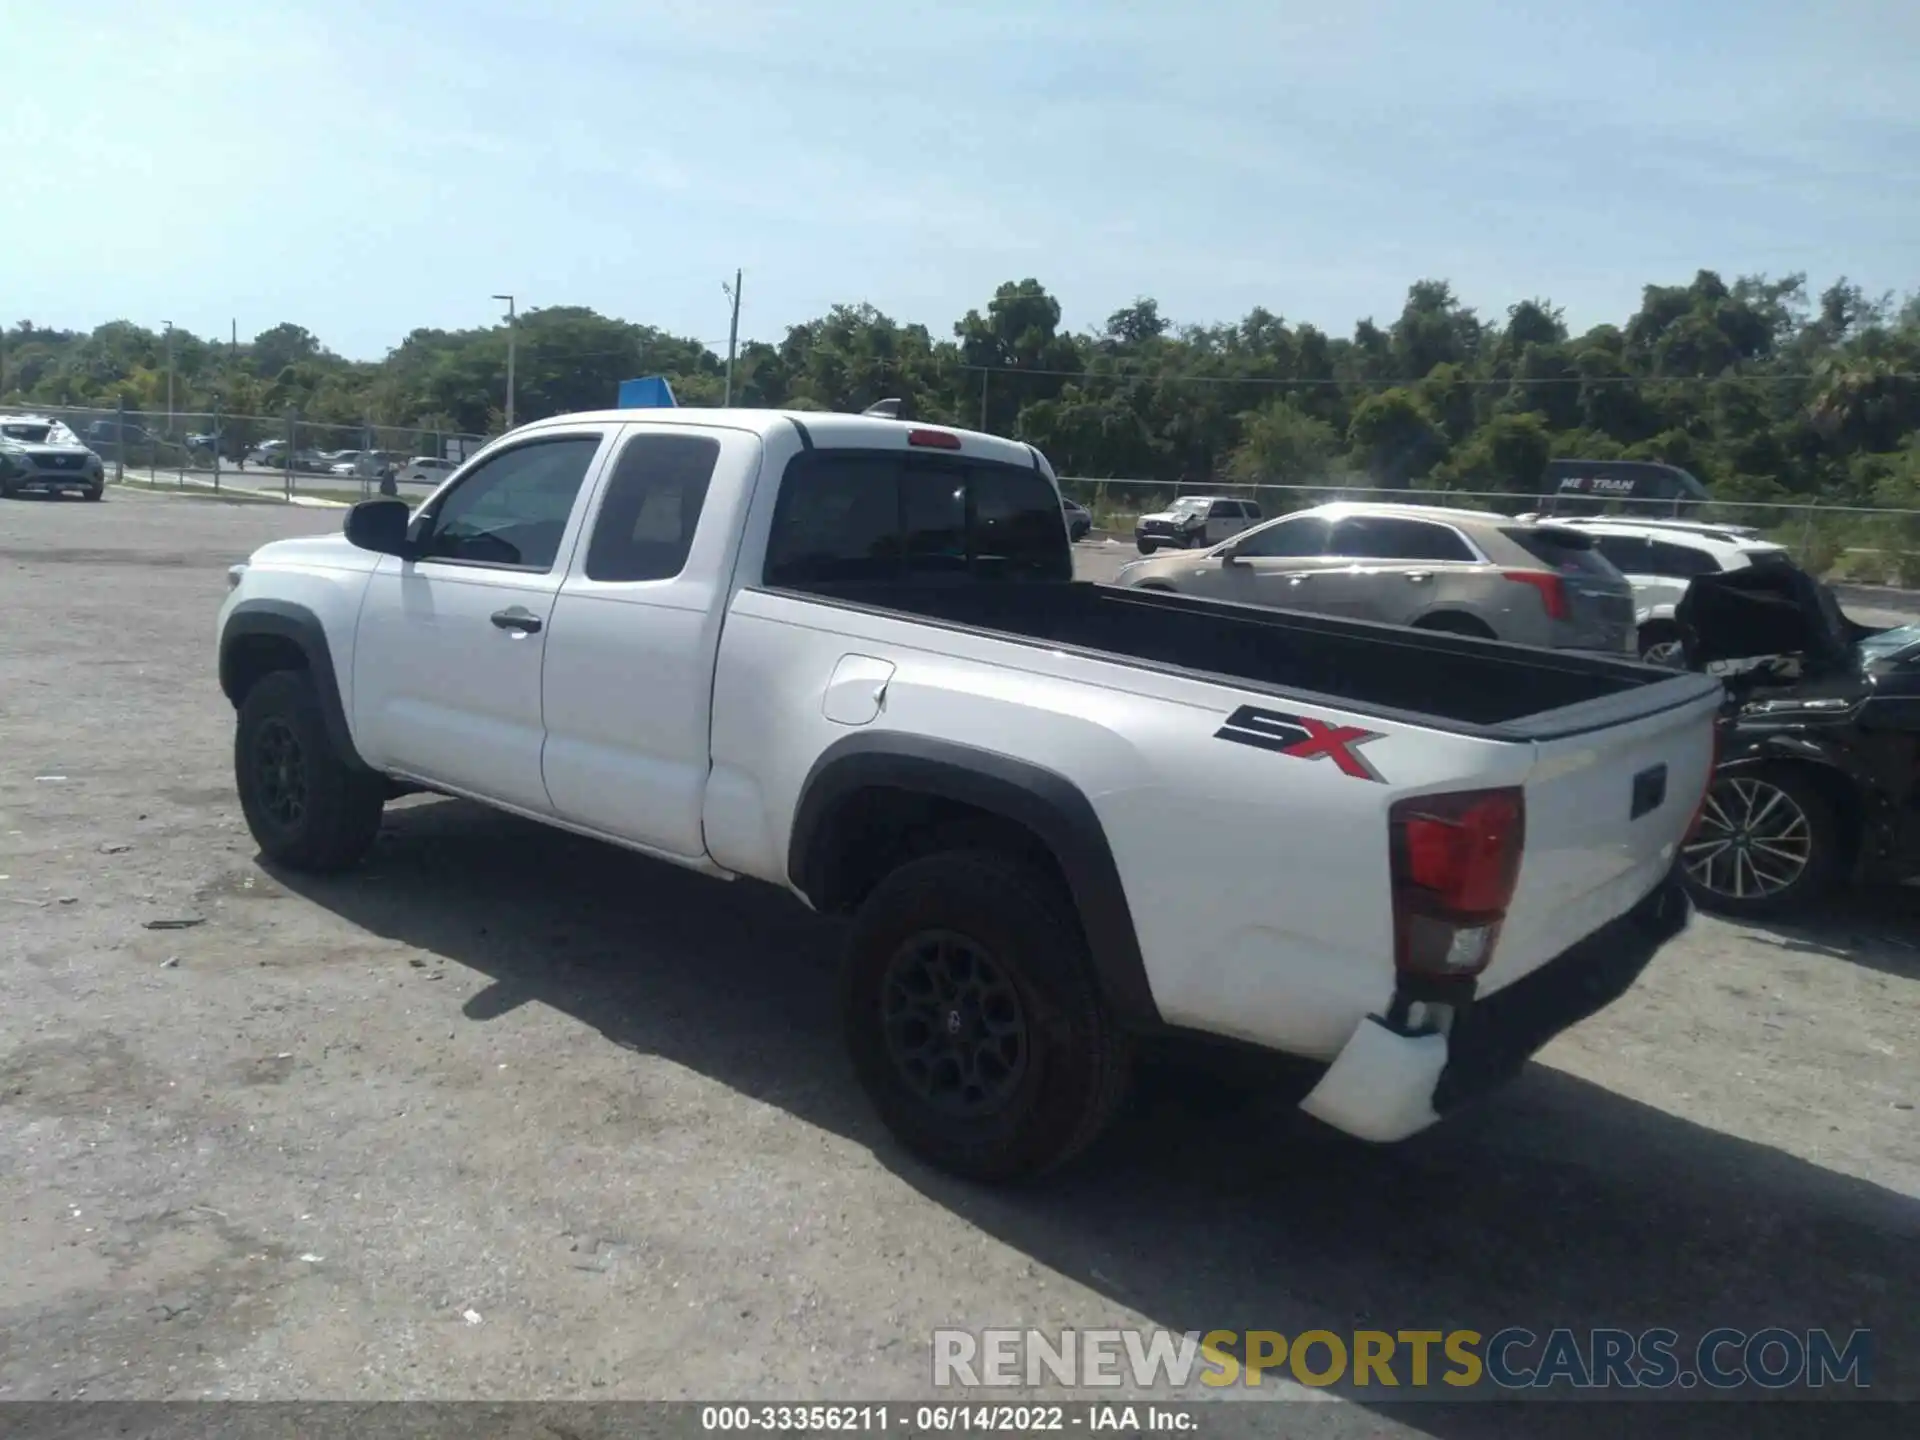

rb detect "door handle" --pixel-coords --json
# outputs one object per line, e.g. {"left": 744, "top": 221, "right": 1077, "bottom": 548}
{"left": 1288, "top": 573, "right": 1313, "bottom": 584}
{"left": 490, "top": 607, "right": 543, "bottom": 634}
{"left": 1405, "top": 571, "right": 1432, "bottom": 582}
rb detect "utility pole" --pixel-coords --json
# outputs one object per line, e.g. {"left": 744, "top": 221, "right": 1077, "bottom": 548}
{"left": 722, "top": 269, "right": 743, "bottom": 407}
{"left": 163, "top": 321, "right": 175, "bottom": 434}
{"left": 492, "top": 294, "right": 516, "bottom": 431}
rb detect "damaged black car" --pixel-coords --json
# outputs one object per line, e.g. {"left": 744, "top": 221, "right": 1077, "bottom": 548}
{"left": 1675, "top": 564, "right": 1920, "bottom": 918}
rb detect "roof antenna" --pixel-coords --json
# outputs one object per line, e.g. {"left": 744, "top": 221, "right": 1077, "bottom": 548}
{"left": 862, "top": 398, "right": 903, "bottom": 419}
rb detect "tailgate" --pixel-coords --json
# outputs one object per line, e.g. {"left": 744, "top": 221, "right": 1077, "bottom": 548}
{"left": 1481, "top": 682, "right": 1721, "bottom": 993}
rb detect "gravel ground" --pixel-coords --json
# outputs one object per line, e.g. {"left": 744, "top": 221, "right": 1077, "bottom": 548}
{"left": 1, "top": 488, "right": 1916, "bottom": 1434}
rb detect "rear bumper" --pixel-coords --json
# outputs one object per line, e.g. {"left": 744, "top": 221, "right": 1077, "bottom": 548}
{"left": 1300, "top": 871, "right": 1691, "bottom": 1141}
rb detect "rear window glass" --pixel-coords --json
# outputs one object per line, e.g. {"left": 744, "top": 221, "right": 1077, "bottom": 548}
{"left": 1647, "top": 540, "right": 1722, "bottom": 579}
{"left": 1502, "top": 526, "right": 1621, "bottom": 578}
{"left": 764, "top": 451, "right": 1071, "bottom": 587}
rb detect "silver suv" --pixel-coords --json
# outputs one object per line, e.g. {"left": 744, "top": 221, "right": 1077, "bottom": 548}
{"left": 1113, "top": 501, "right": 1637, "bottom": 653}
{"left": 0, "top": 416, "right": 106, "bottom": 501}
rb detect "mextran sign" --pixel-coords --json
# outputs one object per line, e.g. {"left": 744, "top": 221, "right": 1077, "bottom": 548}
{"left": 617, "top": 376, "right": 677, "bottom": 409}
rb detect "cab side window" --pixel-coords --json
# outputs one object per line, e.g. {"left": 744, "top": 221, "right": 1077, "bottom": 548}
{"left": 1231, "top": 516, "right": 1330, "bottom": 558}
{"left": 1326, "top": 516, "right": 1477, "bottom": 562}
{"left": 417, "top": 436, "right": 601, "bottom": 571}
{"left": 583, "top": 433, "right": 721, "bottom": 582}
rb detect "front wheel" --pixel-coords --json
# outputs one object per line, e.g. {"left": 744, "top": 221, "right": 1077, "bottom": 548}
{"left": 1681, "top": 765, "right": 1848, "bottom": 919}
{"left": 235, "top": 670, "right": 387, "bottom": 873}
{"left": 843, "top": 850, "right": 1132, "bottom": 1183}
{"left": 83, "top": 485, "right": 104, "bottom": 502}
{"left": 1136, "top": 539, "right": 1158, "bottom": 555}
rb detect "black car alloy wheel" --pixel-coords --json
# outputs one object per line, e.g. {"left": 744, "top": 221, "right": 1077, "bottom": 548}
{"left": 251, "top": 717, "right": 309, "bottom": 829}
{"left": 1682, "top": 774, "right": 1812, "bottom": 903}
{"left": 880, "top": 929, "right": 1029, "bottom": 1117}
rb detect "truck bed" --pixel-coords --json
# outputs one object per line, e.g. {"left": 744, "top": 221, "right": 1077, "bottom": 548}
{"left": 779, "top": 579, "right": 1701, "bottom": 736}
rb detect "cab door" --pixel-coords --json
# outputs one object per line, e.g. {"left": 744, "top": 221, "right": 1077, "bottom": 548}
{"left": 1204, "top": 500, "right": 1256, "bottom": 545}
{"left": 350, "top": 429, "right": 613, "bottom": 812}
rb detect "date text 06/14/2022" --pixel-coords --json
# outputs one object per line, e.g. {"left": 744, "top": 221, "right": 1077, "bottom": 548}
{"left": 701, "top": 1404, "right": 1190, "bottom": 1432}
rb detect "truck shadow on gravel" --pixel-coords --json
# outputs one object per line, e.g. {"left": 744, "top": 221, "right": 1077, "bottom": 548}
{"left": 271, "top": 798, "right": 1918, "bottom": 1435}
{"left": 1715, "top": 888, "right": 1920, "bottom": 983}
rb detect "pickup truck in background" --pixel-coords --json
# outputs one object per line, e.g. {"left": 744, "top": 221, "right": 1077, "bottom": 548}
{"left": 217, "top": 409, "right": 1722, "bottom": 1182}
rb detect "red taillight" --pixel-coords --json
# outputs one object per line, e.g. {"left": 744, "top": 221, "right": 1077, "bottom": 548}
{"left": 1502, "top": 569, "right": 1569, "bottom": 621}
{"left": 1389, "top": 787, "right": 1525, "bottom": 977}
{"left": 1686, "top": 723, "right": 1723, "bottom": 841}
{"left": 907, "top": 428, "right": 962, "bottom": 450}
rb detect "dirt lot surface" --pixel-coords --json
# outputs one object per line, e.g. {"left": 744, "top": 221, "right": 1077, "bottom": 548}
{"left": 2, "top": 489, "right": 1916, "bottom": 1434}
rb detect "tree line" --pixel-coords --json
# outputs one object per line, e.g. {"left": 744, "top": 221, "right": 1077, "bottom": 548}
{"left": 4, "top": 271, "right": 1918, "bottom": 512}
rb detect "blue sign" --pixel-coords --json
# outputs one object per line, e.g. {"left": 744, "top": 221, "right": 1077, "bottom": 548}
{"left": 617, "top": 376, "right": 677, "bottom": 409}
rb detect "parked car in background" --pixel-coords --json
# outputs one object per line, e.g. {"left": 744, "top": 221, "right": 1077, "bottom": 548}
{"left": 255, "top": 447, "right": 331, "bottom": 473}
{"left": 1677, "top": 562, "right": 1919, "bottom": 918}
{"left": 1114, "top": 502, "right": 1638, "bottom": 654}
{"left": 399, "top": 455, "right": 458, "bottom": 484}
{"left": 1, "top": 415, "right": 107, "bottom": 500}
{"left": 80, "top": 418, "right": 157, "bottom": 458}
{"left": 327, "top": 451, "right": 368, "bottom": 476}
{"left": 1545, "top": 517, "right": 1794, "bottom": 664}
{"left": 1134, "top": 495, "right": 1262, "bottom": 552}
{"left": 1062, "top": 496, "right": 1092, "bottom": 542}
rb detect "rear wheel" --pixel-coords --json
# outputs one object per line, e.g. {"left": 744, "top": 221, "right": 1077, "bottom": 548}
{"left": 1681, "top": 765, "right": 1848, "bottom": 919}
{"left": 1638, "top": 621, "right": 1683, "bottom": 666}
{"left": 843, "top": 850, "right": 1132, "bottom": 1183}
{"left": 234, "top": 670, "right": 386, "bottom": 873}
{"left": 1415, "top": 612, "right": 1496, "bottom": 639}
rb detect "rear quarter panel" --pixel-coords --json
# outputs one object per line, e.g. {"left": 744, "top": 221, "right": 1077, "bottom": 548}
{"left": 706, "top": 589, "right": 1539, "bottom": 1060}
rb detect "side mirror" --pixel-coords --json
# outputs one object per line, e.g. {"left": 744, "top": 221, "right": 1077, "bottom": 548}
{"left": 344, "top": 498, "right": 413, "bottom": 557}
{"left": 1218, "top": 541, "right": 1244, "bottom": 565}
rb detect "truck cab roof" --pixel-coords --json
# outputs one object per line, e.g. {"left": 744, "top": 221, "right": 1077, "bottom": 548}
{"left": 509, "top": 408, "right": 1046, "bottom": 473}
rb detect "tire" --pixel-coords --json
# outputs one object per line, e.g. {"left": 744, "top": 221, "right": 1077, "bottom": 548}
{"left": 234, "top": 670, "right": 386, "bottom": 873}
{"left": 843, "top": 849, "right": 1133, "bottom": 1183}
{"left": 1136, "top": 539, "right": 1158, "bottom": 555}
{"left": 1637, "top": 622, "right": 1683, "bottom": 666}
{"left": 83, "top": 485, "right": 103, "bottom": 503}
{"left": 1680, "top": 764, "right": 1848, "bottom": 920}
{"left": 1415, "top": 612, "right": 1496, "bottom": 639}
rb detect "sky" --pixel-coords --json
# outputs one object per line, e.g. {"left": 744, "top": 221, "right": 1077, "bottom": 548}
{"left": 5, "top": 0, "right": 1916, "bottom": 361}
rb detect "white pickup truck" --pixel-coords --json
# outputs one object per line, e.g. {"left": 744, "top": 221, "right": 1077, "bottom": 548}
{"left": 217, "top": 409, "right": 1722, "bottom": 1182}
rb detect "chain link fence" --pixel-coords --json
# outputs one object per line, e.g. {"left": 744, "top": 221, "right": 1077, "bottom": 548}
{"left": 9, "top": 397, "right": 1916, "bottom": 588}
{"left": 1056, "top": 476, "right": 1920, "bottom": 588}
{"left": 0, "top": 402, "right": 488, "bottom": 503}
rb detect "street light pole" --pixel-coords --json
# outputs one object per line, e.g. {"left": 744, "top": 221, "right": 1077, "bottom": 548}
{"left": 722, "top": 269, "right": 742, "bottom": 407}
{"left": 492, "top": 294, "right": 516, "bottom": 431}
{"left": 163, "top": 321, "right": 174, "bottom": 434}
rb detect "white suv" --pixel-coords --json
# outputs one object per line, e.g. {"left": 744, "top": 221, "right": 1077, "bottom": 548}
{"left": 1549, "top": 518, "right": 1793, "bottom": 663}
